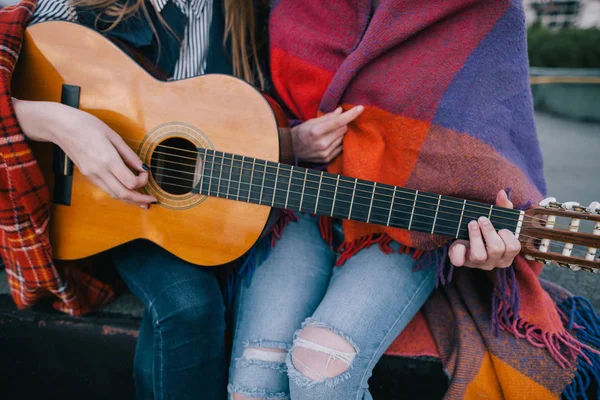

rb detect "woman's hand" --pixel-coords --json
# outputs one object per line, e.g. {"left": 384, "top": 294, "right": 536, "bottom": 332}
{"left": 13, "top": 99, "right": 156, "bottom": 208}
{"left": 449, "top": 190, "right": 521, "bottom": 270}
{"left": 291, "top": 105, "right": 364, "bottom": 163}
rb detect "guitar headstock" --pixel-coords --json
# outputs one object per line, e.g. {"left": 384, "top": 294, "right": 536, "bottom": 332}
{"left": 520, "top": 198, "right": 600, "bottom": 273}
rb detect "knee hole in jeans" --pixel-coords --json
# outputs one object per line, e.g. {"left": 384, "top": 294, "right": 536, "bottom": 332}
{"left": 231, "top": 347, "right": 289, "bottom": 399}
{"left": 290, "top": 325, "right": 357, "bottom": 382}
{"left": 242, "top": 346, "right": 288, "bottom": 364}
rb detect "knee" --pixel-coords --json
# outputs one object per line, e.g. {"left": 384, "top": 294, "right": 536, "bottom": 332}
{"left": 150, "top": 281, "right": 225, "bottom": 333}
{"left": 162, "top": 302, "right": 223, "bottom": 330}
{"left": 289, "top": 324, "right": 357, "bottom": 385}
{"left": 229, "top": 342, "right": 289, "bottom": 399}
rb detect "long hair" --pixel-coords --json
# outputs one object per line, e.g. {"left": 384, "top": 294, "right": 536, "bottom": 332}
{"left": 223, "top": 0, "right": 265, "bottom": 90}
{"left": 69, "top": 0, "right": 266, "bottom": 89}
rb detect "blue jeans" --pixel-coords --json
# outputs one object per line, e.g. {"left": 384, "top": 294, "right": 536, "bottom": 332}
{"left": 228, "top": 214, "right": 436, "bottom": 400}
{"left": 111, "top": 240, "right": 227, "bottom": 400}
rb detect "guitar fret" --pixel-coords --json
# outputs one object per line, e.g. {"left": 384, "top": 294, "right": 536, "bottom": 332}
{"left": 272, "top": 164, "right": 280, "bottom": 207}
{"left": 431, "top": 194, "right": 442, "bottom": 234}
{"left": 299, "top": 169, "right": 308, "bottom": 212}
{"left": 488, "top": 205, "right": 521, "bottom": 233}
{"left": 348, "top": 178, "right": 358, "bottom": 219}
{"left": 284, "top": 166, "right": 293, "bottom": 209}
{"left": 408, "top": 190, "right": 419, "bottom": 230}
{"left": 387, "top": 187, "right": 397, "bottom": 226}
{"left": 237, "top": 156, "right": 245, "bottom": 201}
{"left": 259, "top": 162, "right": 266, "bottom": 204}
{"left": 367, "top": 182, "right": 376, "bottom": 223}
{"left": 207, "top": 152, "right": 214, "bottom": 196}
{"left": 248, "top": 159, "right": 255, "bottom": 202}
{"left": 226, "top": 154, "right": 233, "bottom": 198}
{"left": 331, "top": 175, "right": 340, "bottom": 216}
{"left": 199, "top": 148, "right": 207, "bottom": 194}
{"left": 456, "top": 199, "right": 467, "bottom": 239}
{"left": 488, "top": 205, "right": 493, "bottom": 220}
{"left": 515, "top": 211, "right": 525, "bottom": 240}
{"left": 314, "top": 171, "right": 323, "bottom": 214}
{"left": 217, "top": 152, "right": 223, "bottom": 197}
{"left": 434, "top": 197, "right": 462, "bottom": 237}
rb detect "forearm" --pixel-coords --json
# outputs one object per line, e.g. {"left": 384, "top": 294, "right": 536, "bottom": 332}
{"left": 12, "top": 98, "right": 57, "bottom": 143}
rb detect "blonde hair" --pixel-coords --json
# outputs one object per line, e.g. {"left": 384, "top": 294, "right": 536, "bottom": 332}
{"left": 69, "top": 0, "right": 266, "bottom": 89}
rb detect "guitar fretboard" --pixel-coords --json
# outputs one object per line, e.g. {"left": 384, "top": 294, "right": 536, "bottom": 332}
{"left": 192, "top": 149, "right": 522, "bottom": 240}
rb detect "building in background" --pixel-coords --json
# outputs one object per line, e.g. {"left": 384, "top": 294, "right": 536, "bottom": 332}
{"left": 524, "top": 0, "right": 600, "bottom": 29}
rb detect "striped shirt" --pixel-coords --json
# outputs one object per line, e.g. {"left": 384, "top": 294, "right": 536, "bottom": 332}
{"left": 31, "top": 0, "right": 213, "bottom": 80}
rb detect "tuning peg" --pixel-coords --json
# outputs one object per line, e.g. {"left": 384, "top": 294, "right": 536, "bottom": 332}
{"left": 554, "top": 262, "right": 600, "bottom": 274}
{"left": 582, "top": 266, "right": 600, "bottom": 274}
{"left": 539, "top": 197, "right": 556, "bottom": 207}
{"left": 587, "top": 201, "right": 600, "bottom": 214}
{"left": 561, "top": 201, "right": 582, "bottom": 211}
{"left": 539, "top": 197, "right": 562, "bottom": 209}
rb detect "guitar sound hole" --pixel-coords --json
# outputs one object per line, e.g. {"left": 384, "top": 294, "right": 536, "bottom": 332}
{"left": 150, "top": 137, "right": 199, "bottom": 195}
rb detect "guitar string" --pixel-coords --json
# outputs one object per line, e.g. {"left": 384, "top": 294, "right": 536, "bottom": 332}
{"left": 135, "top": 142, "right": 591, "bottom": 230}
{"left": 145, "top": 148, "right": 532, "bottom": 224}
{"left": 149, "top": 168, "right": 509, "bottom": 229}
{"left": 139, "top": 141, "right": 526, "bottom": 217}
{"left": 146, "top": 145, "right": 582, "bottom": 231}
{"left": 145, "top": 167, "right": 600, "bottom": 255}
{"left": 143, "top": 149, "right": 584, "bottom": 229}
{"left": 122, "top": 137, "right": 537, "bottom": 220}
{"left": 144, "top": 150, "right": 585, "bottom": 231}
{"left": 146, "top": 161, "right": 525, "bottom": 226}
{"left": 124, "top": 138, "right": 598, "bottom": 226}
{"left": 141, "top": 170, "right": 598, "bottom": 258}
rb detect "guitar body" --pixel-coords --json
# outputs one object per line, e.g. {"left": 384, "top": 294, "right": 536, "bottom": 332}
{"left": 13, "top": 21, "right": 288, "bottom": 266}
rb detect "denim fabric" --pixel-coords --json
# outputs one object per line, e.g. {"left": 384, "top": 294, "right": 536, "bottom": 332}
{"left": 112, "top": 240, "right": 227, "bottom": 400}
{"left": 228, "top": 214, "right": 437, "bottom": 400}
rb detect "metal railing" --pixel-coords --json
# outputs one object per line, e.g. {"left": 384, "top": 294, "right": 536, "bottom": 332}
{"left": 530, "top": 67, "right": 600, "bottom": 84}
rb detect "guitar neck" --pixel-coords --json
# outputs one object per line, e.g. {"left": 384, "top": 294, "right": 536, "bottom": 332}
{"left": 194, "top": 149, "right": 523, "bottom": 240}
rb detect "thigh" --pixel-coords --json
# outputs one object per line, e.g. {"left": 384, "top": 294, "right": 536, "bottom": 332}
{"left": 112, "top": 240, "right": 227, "bottom": 400}
{"left": 317, "top": 243, "right": 435, "bottom": 350}
{"left": 288, "top": 243, "right": 437, "bottom": 399}
{"left": 232, "top": 214, "right": 336, "bottom": 348}
{"left": 228, "top": 214, "right": 336, "bottom": 397}
{"left": 111, "top": 239, "right": 224, "bottom": 315}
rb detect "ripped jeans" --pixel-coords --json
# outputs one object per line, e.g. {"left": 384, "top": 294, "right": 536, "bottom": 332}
{"left": 228, "top": 214, "right": 437, "bottom": 400}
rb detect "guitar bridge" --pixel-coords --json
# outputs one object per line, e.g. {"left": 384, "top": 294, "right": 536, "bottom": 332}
{"left": 52, "top": 84, "right": 79, "bottom": 205}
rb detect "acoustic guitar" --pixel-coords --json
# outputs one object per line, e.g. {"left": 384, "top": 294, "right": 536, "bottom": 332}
{"left": 12, "top": 22, "right": 600, "bottom": 273}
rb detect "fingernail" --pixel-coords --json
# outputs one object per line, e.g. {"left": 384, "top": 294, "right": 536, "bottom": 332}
{"left": 142, "top": 163, "right": 150, "bottom": 171}
{"left": 478, "top": 216, "right": 490, "bottom": 225}
{"left": 468, "top": 220, "right": 478, "bottom": 230}
{"left": 356, "top": 105, "right": 364, "bottom": 112}
{"left": 140, "top": 205, "right": 147, "bottom": 209}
